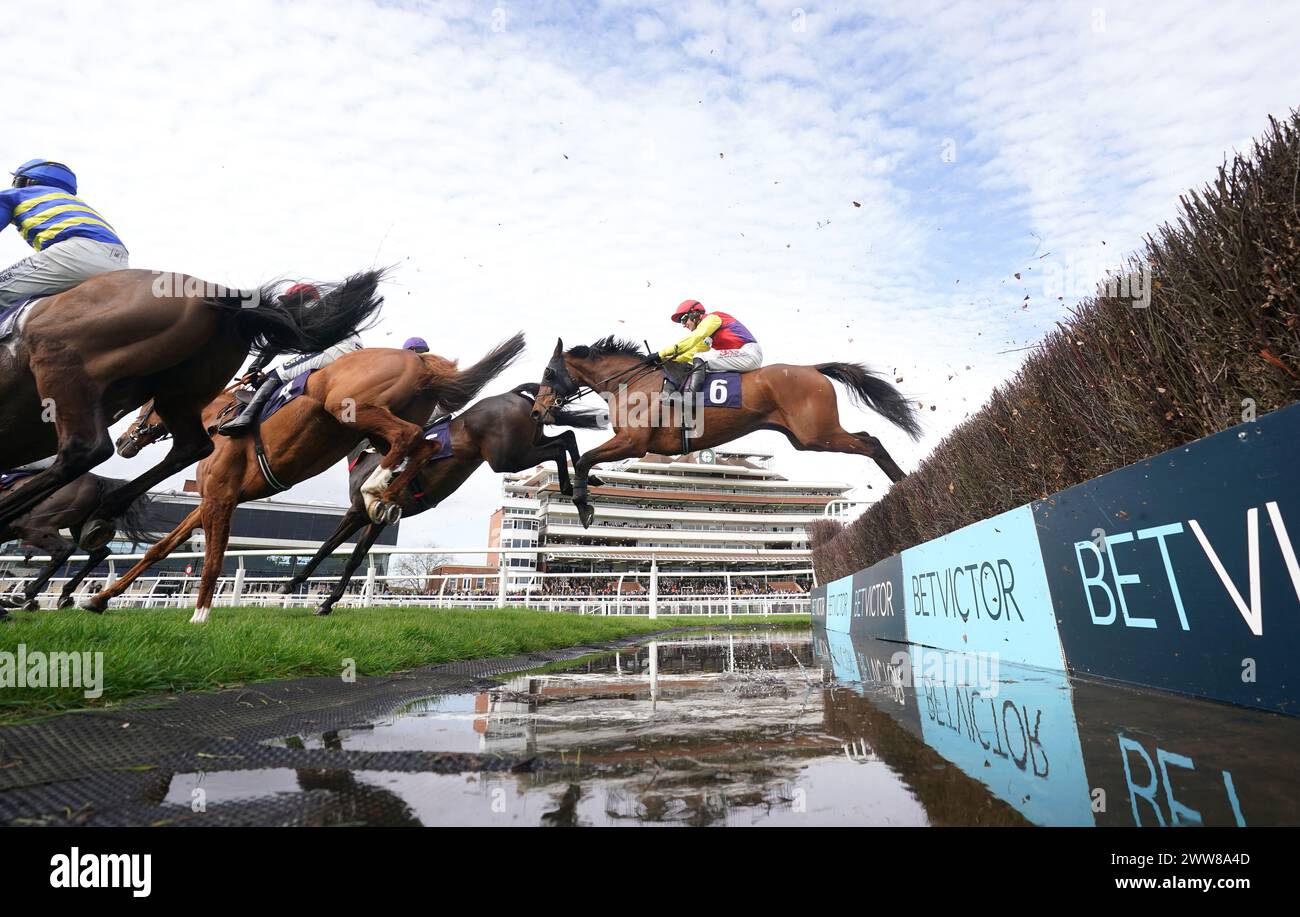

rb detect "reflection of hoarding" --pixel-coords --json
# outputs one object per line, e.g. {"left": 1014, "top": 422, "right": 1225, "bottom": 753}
{"left": 811, "top": 403, "right": 1300, "bottom": 714}
{"left": 812, "top": 628, "right": 1300, "bottom": 826}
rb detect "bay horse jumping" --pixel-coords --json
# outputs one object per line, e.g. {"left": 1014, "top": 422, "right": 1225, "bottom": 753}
{"left": 0, "top": 473, "right": 155, "bottom": 618}
{"left": 531, "top": 337, "right": 922, "bottom": 527}
{"left": 0, "top": 269, "right": 385, "bottom": 551}
{"left": 279, "top": 383, "right": 606, "bottom": 615}
{"left": 85, "top": 335, "right": 526, "bottom": 622}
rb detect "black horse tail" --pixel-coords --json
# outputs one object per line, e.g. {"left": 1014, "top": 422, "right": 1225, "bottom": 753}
{"left": 425, "top": 332, "right": 528, "bottom": 414}
{"left": 512, "top": 383, "right": 608, "bottom": 429}
{"left": 206, "top": 269, "right": 387, "bottom": 356}
{"left": 816, "top": 362, "right": 923, "bottom": 441}
{"left": 95, "top": 478, "right": 159, "bottom": 547}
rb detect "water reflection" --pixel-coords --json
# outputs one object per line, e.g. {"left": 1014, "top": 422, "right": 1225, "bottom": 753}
{"left": 143, "top": 630, "right": 1300, "bottom": 826}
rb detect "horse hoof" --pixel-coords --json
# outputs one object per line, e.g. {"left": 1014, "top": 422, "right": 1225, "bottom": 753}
{"left": 577, "top": 503, "right": 595, "bottom": 529}
{"left": 588, "top": 475, "right": 605, "bottom": 488}
{"left": 189, "top": 607, "right": 210, "bottom": 624}
{"left": 81, "top": 596, "right": 109, "bottom": 614}
{"left": 57, "top": 597, "right": 74, "bottom": 609}
{"left": 0, "top": 596, "right": 17, "bottom": 609}
{"left": 314, "top": 605, "right": 333, "bottom": 617}
{"left": 382, "top": 503, "right": 402, "bottom": 525}
{"left": 277, "top": 582, "right": 298, "bottom": 595}
{"left": 21, "top": 599, "right": 39, "bottom": 612}
{"left": 79, "top": 518, "right": 116, "bottom": 552}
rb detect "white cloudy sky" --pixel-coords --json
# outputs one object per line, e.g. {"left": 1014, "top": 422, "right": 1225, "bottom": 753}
{"left": 5, "top": 0, "right": 1299, "bottom": 554}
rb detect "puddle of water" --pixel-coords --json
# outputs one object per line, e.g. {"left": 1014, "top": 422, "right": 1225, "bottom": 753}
{"left": 158, "top": 630, "right": 1300, "bottom": 826}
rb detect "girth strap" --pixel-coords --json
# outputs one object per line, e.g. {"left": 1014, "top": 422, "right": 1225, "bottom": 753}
{"left": 253, "top": 425, "right": 290, "bottom": 492}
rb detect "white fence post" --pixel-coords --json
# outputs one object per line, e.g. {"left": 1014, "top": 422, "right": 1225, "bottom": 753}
{"left": 497, "top": 553, "right": 508, "bottom": 609}
{"left": 363, "top": 555, "right": 377, "bottom": 604}
{"left": 231, "top": 556, "right": 245, "bottom": 605}
{"left": 648, "top": 559, "right": 658, "bottom": 620}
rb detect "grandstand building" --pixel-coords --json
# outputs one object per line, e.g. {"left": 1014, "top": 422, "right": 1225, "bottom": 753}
{"left": 487, "top": 448, "right": 849, "bottom": 597}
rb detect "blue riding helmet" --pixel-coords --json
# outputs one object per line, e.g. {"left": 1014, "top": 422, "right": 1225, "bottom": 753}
{"left": 11, "top": 160, "right": 77, "bottom": 194}
{"left": 403, "top": 336, "right": 429, "bottom": 353}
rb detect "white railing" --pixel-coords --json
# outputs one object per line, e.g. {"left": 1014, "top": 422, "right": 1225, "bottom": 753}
{"left": 0, "top": 545, "right": 814, "bottom": 618}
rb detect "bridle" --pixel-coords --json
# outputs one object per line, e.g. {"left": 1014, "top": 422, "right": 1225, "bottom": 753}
{"left": 548, "top": 357, "right": 662, "bottom": 412}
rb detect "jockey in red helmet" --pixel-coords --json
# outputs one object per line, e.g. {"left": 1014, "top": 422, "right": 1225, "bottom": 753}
{"left": 658, "top": 299, "right": 762, "bottom": 396}
{"left": 217, "top": 282, "right": 363, "bottom": 436}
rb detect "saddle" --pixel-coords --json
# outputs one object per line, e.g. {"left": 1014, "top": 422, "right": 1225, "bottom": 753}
{"left": 657, "top": 362, "right": 744, "bottom": 451}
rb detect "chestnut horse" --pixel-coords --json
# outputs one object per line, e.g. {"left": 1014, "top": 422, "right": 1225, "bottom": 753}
{"left": 279, "top": 383, "right": 606, "bottom": 615}
{"left": 0, "top": 473, "right": 155, "bottom": 618}
{"left": 86, "top": 334, "right": 525, "bottom": 622}
{"left": 0, "top": 269, "right": 384, "bottom": 550}
{"left": 531, "top": 337, "right": 921, "bottom": 527}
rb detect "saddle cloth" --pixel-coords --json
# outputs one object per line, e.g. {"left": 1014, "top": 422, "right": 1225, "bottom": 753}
{"left": 0, "top": 297, "right": 45, "bottom": 343}
{"left": 347, "top": 419, "right": 454, "bottom": 472}
{"left": 661, "top": 365, "right": 743, "bottom": 408}
{"left": 0, "top": 469, "right": 38, "bottom": 492}
{"left": 234, "top": 371, "right": 315, "bottom": 422}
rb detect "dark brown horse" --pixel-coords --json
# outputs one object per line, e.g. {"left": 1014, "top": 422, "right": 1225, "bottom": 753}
{"left": 86, "top": 335, "right": 526, "bottom": 622}
{"left": 531, "top": 337, "right": 921, "bottom": 527}
{"left": 0, "top": 269, "right": 384, "bottom": 551}
{"left": 280, "top": 383, "right": 606, "bottom": 615}
{"left": 0, "top": 473, "right": 155, "bottom": 617}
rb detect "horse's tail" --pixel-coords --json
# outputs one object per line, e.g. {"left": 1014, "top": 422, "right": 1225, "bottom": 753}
{"left": 816, "top": 362, "right": 923, "bottom": 441}
{"left": 512, "top": 383, "right": 608, "bottom": 429}
{"left": 95, "top": 478, "right": 159, "bottom": 547}
{"left": 206, "top": 269, "right": 386, "bottom": 356}
{"left": 421, "top": 332, "right": 527, "bottom": 414}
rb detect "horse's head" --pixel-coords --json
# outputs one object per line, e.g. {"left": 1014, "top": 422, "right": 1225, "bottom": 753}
{"left": 531, "top": 338, "right": 577, "bottom": 423}
{"left": 116, "top": 399, "right": 169, "bottom": 457}
{"left": 530, "top": 336, "right": 653, "bottom": 423}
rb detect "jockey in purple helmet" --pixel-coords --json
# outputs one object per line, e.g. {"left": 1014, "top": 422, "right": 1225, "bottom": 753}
{"left": 0, "top": 160, "right": 129, "bottom": 308}
{"left": 403, "top": 336, "right": 429, "bottom": 353}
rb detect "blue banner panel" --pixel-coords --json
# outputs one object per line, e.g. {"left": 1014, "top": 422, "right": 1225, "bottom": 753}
{"left": 901, "top": 505, "right": 1067, "bottom": 671}
{"left": 847, "top": 554, "right": 908, "bottom": 642}
{"left": 1033, "top": 403, "right": 1300, "bottom": 715}
{"left": 810, "top": 584, "right": 827, "bottom": 629}
{"left": 824, "top": 574, "right": 853, "bottom": 634}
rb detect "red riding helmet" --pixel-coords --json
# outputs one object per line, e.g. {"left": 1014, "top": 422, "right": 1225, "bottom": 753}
{"left": 282, "top": 282, "right": 321, "bottom": 302}
{"left": 671, "top": 299, "right": 705, "bottom": 323}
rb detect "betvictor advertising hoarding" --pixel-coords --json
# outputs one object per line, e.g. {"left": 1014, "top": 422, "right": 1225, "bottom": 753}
{"left": 811, "top": 402, "right": 1300, "bottom": 715}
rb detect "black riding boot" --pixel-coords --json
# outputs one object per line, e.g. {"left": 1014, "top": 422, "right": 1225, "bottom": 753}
{"left": 218, "top": 375, "right": 281, "bottom": 436}
{"left": 683, "top": 358, "right": 709, "bottom": 397}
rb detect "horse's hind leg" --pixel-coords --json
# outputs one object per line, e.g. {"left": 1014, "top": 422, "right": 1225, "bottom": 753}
{"left": 315, "top": 521, "right": 385, "bottom": 616}
{"left": 851, "top": 431, "right": 907, "bottom": 483}
{"left": 780, "top": 418, "right": 908, "bottom": 483}
{"left": 341, "top": 404, "right": 438, "bottom": 523}
{"left": 0, "top": 370, "right": 113, "bottom": 528}
{"left": 281, "top": 506, "right": 369, "bottom": 595}
{"left": 84, "top": 507, "right": 202, "bottom": 612}
{"left": 57, "top": 546, "right": 110, "bottom": 608}
{"left": 12, "top": 529, "right": 76, "bottom": 610}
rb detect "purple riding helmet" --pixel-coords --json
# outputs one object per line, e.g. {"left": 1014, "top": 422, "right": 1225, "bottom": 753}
{"left": 403, "top": 336, "right": 429, "bottom": 353}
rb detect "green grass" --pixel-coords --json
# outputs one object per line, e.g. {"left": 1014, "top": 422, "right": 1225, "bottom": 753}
{"left": 0, "top": 605, "right": 808, "bottom": 722}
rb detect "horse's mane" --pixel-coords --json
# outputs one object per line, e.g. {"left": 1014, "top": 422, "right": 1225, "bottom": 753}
{"left": 568, "top": 336, "right": 654, "bottom": 363}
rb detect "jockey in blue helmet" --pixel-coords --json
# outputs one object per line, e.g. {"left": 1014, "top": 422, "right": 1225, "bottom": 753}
{"left": 0, "top": 160, "right": 129, "bottom": 308}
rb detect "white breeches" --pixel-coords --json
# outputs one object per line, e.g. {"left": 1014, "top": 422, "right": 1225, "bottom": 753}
{"left": 698, "top": 342, "right": 762, "bottom": 371}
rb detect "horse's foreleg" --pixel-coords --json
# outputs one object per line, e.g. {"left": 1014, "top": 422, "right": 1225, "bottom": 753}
{"left": 81, "top": 404, "right": 213, "bottom": 551}
{"left": 57, "top": 546, "right": 111, "bottom": 608}
{"left": 571, "top": 436, "right": 641, "bottom": 528}
{"left": 191, "top": 496, "right": 236, "bottom": 624}
{"left": 281, "top": 506, "right": 369, "bottom": 595}
{"left": 315, "top": 521, "right": 386, "bottom": 616}
{"left": 553, "top": 430, "right": 603, "bottom": 490}
{"left": 83, "top": 508, "right": 202, "bottom": 612}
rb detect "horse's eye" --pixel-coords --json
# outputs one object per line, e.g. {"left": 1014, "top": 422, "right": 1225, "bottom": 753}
{"left": 543, "top": 368, "right": 554, "bottom": 381}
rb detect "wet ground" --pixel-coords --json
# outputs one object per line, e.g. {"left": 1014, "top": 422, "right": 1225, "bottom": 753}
{"left": 4, "top": 628, "right": 1299, "bottom": 826}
